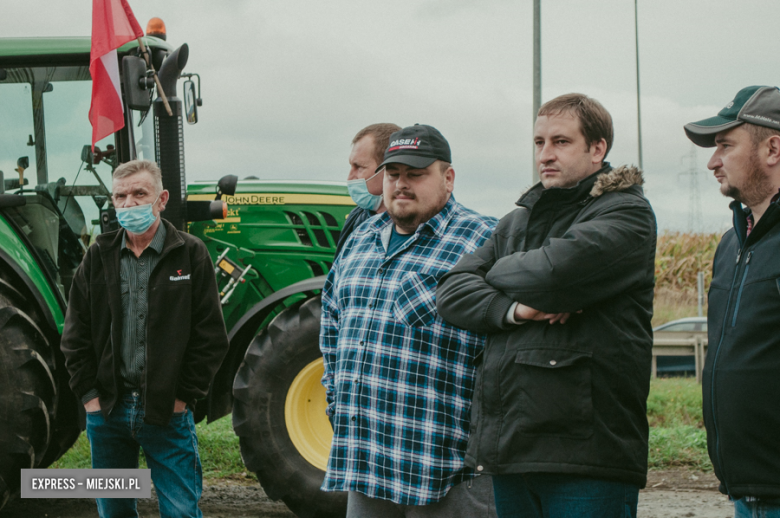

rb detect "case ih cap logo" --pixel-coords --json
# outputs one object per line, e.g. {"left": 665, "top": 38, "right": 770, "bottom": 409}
{"left": 387, "top": 138, "right": 421, "bottom": 152}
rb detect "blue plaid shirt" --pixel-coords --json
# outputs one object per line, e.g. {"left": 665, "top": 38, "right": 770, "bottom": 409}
{"left": 320, "top": 196, "right": 497, "bottom": 505}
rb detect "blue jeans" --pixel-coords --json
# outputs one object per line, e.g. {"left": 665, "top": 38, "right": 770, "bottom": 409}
{"left": 735, "top": 497, "right": 780, "bottom": 518}
{"left": 492, "top": 473, "right": 638, "bottom": 518}
{"left": 86, "top": 391, "right": 203, "bottom": 518}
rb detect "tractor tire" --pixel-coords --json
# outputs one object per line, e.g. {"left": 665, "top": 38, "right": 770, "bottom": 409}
{"left": 233, "top": 295, "right": 346, "bottom": 518}
{"left": 0, "top": 278, "right": 58, "bottom": 509}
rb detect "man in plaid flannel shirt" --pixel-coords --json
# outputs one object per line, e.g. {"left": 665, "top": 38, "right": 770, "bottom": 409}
{"left": 320, "top": 124, "right": 499, "bottom": 517}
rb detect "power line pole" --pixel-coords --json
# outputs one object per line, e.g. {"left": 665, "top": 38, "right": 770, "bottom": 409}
{"left": 634, "top": 0, "right": 644, "bottom": 171}
{"left": 679, "top": 144, "right": 703, "bottom": 232}
{"left": 532, "top": 0, "right": 541, "bottom": 183}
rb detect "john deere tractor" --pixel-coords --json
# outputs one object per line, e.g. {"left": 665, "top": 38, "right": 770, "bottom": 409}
{"left": 1, "top": 25, "right": 348, "bottom": 518}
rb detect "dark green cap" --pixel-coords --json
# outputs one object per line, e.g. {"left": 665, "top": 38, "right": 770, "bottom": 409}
{"left": 684, "top": 86, "right": 780, "bottom": 147}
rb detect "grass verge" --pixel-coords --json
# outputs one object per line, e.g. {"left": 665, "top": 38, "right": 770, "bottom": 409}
{"left": 647, "top": 378, "right": 710, "bottom": 471}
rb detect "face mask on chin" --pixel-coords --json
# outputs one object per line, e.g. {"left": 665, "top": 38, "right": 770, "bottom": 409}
{"left": 116, "top": 195, "right": 160, "bottom": 234}
{"left": 347, "top": 170, "right": 383, "bottom": 211}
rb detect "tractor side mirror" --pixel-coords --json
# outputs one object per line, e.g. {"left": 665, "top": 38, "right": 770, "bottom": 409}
{"left": 216, "top": 175, "right": 238, "bottom": 200}
{"left": 17, "top": 157, "right": 29, "bottom": 171}
{"left": 81, "top": 145, "right": 93, "bottom": 164}
{"left": 183, "top": 80, "right": 198, "bottom": 125}
{"left": 122, "top": 56, "right": 153, "bottom": 111}
{"left": 187, "top": 200, "right": 227, "bottom": 222}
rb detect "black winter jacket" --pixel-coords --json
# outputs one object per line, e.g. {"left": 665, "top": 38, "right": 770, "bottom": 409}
{"left": 62, "top": 220, "right": 229, "bottom": 426}
{"left": 704, "top": 199, "right": 780, "bottom": 499}
{"left": 437, "top": 164, "right": 657, "bottom": 487}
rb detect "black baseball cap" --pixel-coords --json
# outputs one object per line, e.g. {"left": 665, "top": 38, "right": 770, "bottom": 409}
{"left": 377, "top": 124, "right": 452, "bottom": 171}
{"left": 684, "top": 86, "right": 780, "bottom": 147}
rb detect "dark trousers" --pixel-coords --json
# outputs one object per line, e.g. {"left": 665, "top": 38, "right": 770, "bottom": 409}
{"left": 492, "top": 473, "right": 639, "bottom": 518}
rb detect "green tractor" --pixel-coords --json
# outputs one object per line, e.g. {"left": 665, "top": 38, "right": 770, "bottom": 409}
{"left": 0, "top": 28, "right": 348, "bottom": 518}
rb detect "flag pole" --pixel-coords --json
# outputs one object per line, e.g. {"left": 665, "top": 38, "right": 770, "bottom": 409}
{"left": 136, "top": 37, "right": 172, "bottom": 116}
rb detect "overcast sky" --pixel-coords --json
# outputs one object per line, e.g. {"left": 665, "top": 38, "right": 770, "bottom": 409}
{"left": 8, "top": 0, "right": 780, "bottom": 233}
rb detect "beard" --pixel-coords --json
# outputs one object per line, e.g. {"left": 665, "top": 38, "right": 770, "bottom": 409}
{"left": 386, "top": 189, "right": 449, "bottom": 232}
{"left": 723, "top": 149, "right": 775, "bottom": 208}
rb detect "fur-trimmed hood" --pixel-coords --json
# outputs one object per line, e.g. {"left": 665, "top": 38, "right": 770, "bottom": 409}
{"left": 590, "top": 165, "right": 644, "bottom": 197}
{"left": 517, "top": 163, "right": 645, "bottom": 209}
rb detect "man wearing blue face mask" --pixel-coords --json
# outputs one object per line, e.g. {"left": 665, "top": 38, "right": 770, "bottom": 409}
{"left": 336, "top": 123, "right": 401, "bottom": 257}
{"left": 62, "top": 159, "right": 229, "bottom": 518}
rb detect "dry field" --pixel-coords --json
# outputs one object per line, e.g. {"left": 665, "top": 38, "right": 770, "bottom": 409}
{"left": 653, "top": 231, "right": 720, "bottom": 327}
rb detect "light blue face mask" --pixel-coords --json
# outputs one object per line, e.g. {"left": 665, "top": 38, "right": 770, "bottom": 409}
{"left": 347, "top": 169, "right": 383, "bottom": 211}
{"left": 116, "top": 195, "right": 159, "bottom": 234}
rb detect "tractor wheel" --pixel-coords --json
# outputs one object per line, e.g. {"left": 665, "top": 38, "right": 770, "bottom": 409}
{"left": 0, "top": 278, "right": 58, "bottom": 509}
{"left": 233, "top": 295, "right": 346, "bottom": 518}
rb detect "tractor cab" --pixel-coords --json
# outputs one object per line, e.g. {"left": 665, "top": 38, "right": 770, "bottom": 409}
{"left": 0, "top": 36, "right": 168, "bottom": 294}
{"left": 0, "top": 33, "right": 196, "bottom": 299}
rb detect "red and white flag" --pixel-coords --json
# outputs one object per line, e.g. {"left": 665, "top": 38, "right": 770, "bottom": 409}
{"left": 89, "top": 0, "right": 144, "bottom": 149}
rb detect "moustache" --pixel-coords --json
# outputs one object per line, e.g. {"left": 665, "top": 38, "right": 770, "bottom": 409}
{"left": 392, "top": 190, "right": 415, "bottom": 199}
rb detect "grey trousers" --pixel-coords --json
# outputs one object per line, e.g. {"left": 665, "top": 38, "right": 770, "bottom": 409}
{"left": 346, "top": 475, "right": 496, "bottom": 518}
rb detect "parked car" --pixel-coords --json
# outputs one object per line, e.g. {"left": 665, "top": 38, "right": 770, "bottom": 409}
{"left": 653, "top": 317, "right": 707, "bottom": 376}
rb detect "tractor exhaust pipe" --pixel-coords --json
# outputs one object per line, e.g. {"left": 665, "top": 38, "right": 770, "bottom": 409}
{"left": 154, "top": 44, "right": 189, "bottom": 231}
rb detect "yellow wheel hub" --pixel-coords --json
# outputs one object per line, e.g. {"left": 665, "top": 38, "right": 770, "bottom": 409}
{"left": 285, "top": 358, "right": 333, "bottom": 471}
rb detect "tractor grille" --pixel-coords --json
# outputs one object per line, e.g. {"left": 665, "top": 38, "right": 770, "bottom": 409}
{"left": 284, "top": 210, "right": 341, "bottom": 249}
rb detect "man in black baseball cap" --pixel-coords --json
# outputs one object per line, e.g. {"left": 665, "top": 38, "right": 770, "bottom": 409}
{"left": 378, "top": 124, "right": 456, "bottom": 235}
{"left": 320, "top": 123, "right": 499, "bottom": 516}
{"left": 685, "top": 86, "right": 780, "bottom": 518}
{"left": 377, "top": 123, "right": 452, "bottom": 171}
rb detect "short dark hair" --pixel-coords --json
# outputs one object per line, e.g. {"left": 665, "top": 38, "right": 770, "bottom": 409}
{"left": 743, "top": 123, "right": 780, "bottom": 147}
{"left": 538, "top": 93, "right": 614, "bottom": 158}
{"left": 352, "top": 123, "right": 402, "bottom": 165}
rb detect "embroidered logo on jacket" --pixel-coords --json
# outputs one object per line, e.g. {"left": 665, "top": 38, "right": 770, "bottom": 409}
{"left": 170, "top": 272, "right": 191, "bottom": 281}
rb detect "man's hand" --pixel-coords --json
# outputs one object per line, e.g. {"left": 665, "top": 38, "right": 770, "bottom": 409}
{"left": 514, "top": 303, "right": 576, "bottom": 324}
{"left": 174, "top": 399, "right": 187, "bottom": 413}
{"left": 84, "top": 397, "right": 101, "bottom": 413}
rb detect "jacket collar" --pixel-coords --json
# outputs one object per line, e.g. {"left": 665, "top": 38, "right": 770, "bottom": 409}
{"left": 97, "top": 218, "right": 184, "bottom": 256}
{"left": 369, "top": 195, "right": 458, "bottom": 239}
{"left": 730, "top": 197, "right": 780, "bottom": 247}
{"left": 516, "top": 163, "right": 645, "bottom": 210}
{"left": 120, "top": 220, "right": 167, "bottom": 255}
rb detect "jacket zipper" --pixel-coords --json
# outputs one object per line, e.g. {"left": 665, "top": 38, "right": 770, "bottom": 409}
{"left": 730, "top": 251, "right": 752, "bottom": 327}
{"left": 709, "top": 247, "right": 744, "bottom": 492}
{"left": 142, "top": 236, "right": 183, "bottom": 417}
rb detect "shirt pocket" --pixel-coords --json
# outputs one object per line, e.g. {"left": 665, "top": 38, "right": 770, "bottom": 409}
{"left": 392, "top": 272, "right": 438, "bottom": 328}
{"left": 511, "top": 347, "right": 593, "bottom": 438}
